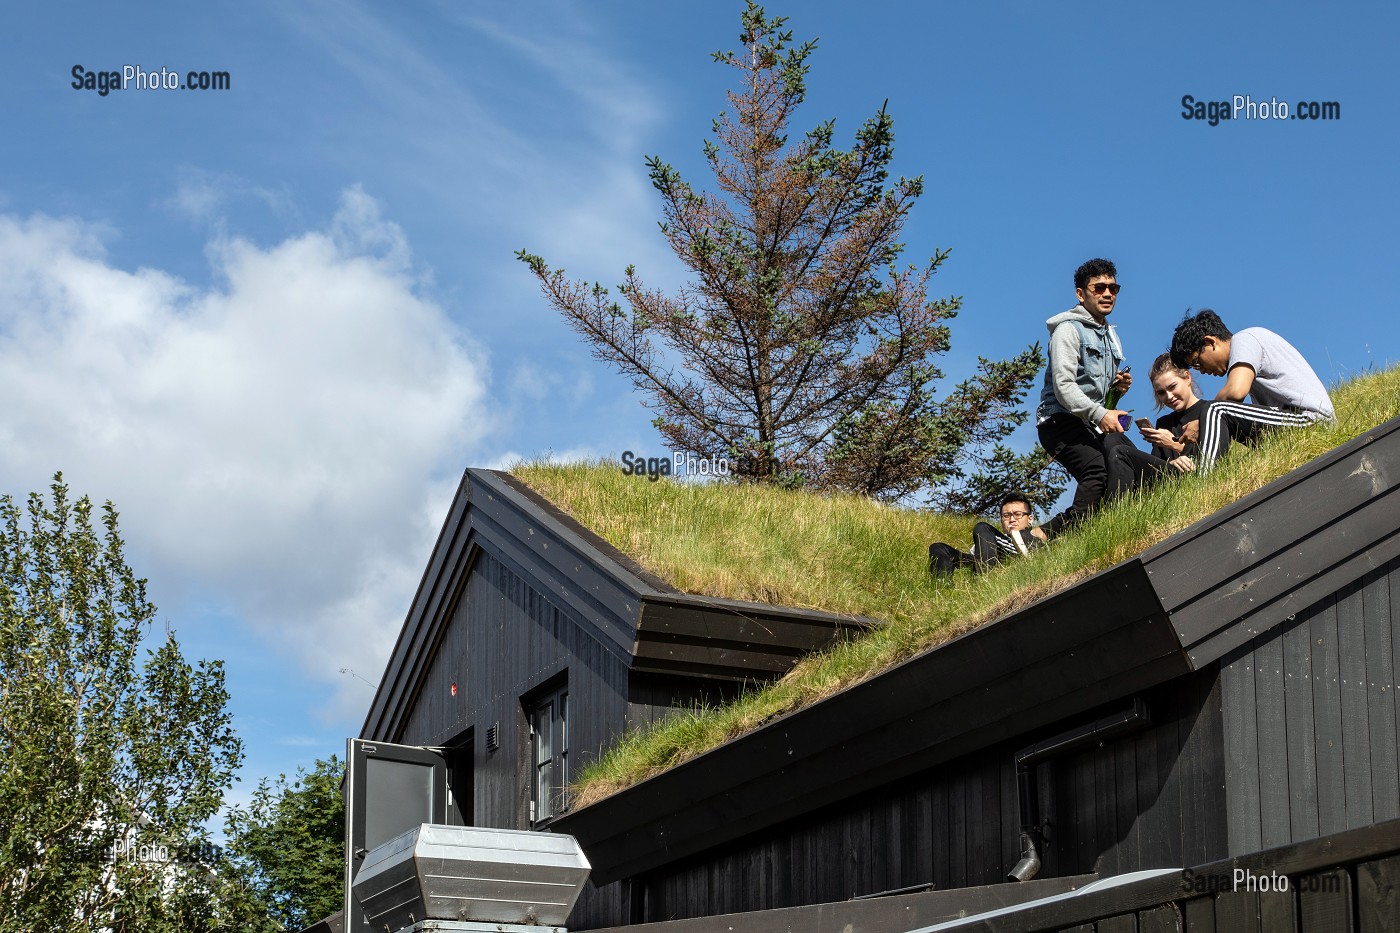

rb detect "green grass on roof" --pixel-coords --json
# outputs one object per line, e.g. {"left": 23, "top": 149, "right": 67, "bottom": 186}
{"left": 512, "top": 365, "right": 1400, "bottom": 807}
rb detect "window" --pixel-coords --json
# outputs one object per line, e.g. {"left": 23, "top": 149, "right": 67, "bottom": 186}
{"left": 528, "top": 684, "right": 568, "bottom": 824}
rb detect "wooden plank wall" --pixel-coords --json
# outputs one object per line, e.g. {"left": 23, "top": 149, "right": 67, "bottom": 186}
{"left": 1045, "top": 666, "right": 1227, "bottom": 879}
{"left": 575, "top": 668, "right": 1226, "bottom": 928}
{"left": 390, "top": 544, "right": 748, "bottom": 930}
{"left": 577, "top": 822, "right": 1400, "bottom": 933}
{"left": 397, "top": 548, "right": 632, "bottom": 830}
{"left": 1220, "top": 556, "right": 1400, "bottom": 857}
{"left": 947, "top": 852, "right": 1398, "bottom": 933}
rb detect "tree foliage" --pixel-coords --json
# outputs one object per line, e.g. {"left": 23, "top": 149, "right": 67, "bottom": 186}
{"left": 224, "top": 757, "right": 346, "bottom": 933}
{"left": 519, "top": 2, "right": 1055, "bottom": 503}
{"left": 0, "top": 474, "right": 261, "bottom": 931}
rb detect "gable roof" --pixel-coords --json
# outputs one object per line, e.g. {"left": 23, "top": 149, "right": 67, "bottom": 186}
{"left": 554, "top": 414, "right": 1400, "bottom": 884}
{"left": 361, "top": 469, "right": 874, "bottom": 742}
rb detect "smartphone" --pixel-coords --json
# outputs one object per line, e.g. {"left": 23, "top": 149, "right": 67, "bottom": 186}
{"left": 1135, "top": 418, "right": 1152, "bottom": 430}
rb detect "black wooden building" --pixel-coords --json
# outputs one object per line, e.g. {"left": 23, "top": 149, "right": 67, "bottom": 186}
{"left": 352, "top": 415, "right": 1400, "bottom": 933}
{"left": 346, "top": 467, "right": 868, "bottom": 927}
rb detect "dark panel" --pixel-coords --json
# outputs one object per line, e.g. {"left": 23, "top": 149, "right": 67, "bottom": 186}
{"left": 1297, "top": 868, "right": 1352, "bottom": 933}
{"left": 1097, "top": 915, "right": 1137, "bottom": 933}
{"left": 1137, "top": 904, "right": 1181, "bottom": 933}
{"left": 1282, "top": 610, "right": 1321, "bottom": 842}
{"left": 1136, "top": 712, "right": 1170, "bottom": 865}
{"left": 930, "top": 770, "right": 951, "bottom": 890}
{"left": 861, "top": 821, "right": 1398, "bottom": 933}
{"left": 1310, "top": 597, "right": 1347, "bottom": 838}
{"left": 631, "top": 673, "right": 1224, "bottom": 922}
{"left": 1000, "top": 744, "right": 1022, "bottom": 882}
{"left": 1362, "top": 567, "right": 1399, "bottom": 823}
{"left": 1337, "top": 574, "right": 1375, "bottom": 829}
{"left": 1115, "top": 729, "right": 1141, "bottom": 875}
{"left": 1181, "top": 669, "right": 1229, "bottom": 866}
{"left": 1394, "top": 557, "right": 1400, "bottom": 812}
{"left": 969, "top": 755, "right": 996, "bottom": 885}
{"left": 584, "top": 875, "right": 1091, "bottom": 933}
{"left": 1168, "top": 478, "right": 1399, "bottom": 645}
{"left": 556, "top": 560, "right": 1187, "bottom": 884}
{"left": 1182, "top": 897, "right": 1215, "bottom": 933}
{"left": 1093, "top": 742, "right": 1115, "bottom": 874}
{"left": 1212, "top": 890, "right": 1257, "bottom": 933}
{"left": 1183, "top": 533, "right": 1400, "bottom": 684}
{"left": 1256, "top": 890, "right": 1296, "bottom": 933}
{"left": 948, "top": 767, "right": 970, "bottom": 890}
{"left": 398, "top": 550, "right": 636, "bottom": 836}
{"left": 1144, "top": 419, "right": 1400, "bottom": 618}
{"left": 1253, "top": 628, "right": 1291, "bottom": 849}
{"left": 1356, "top": 853, "right": 1400, "bottom": 933}
{"left": 624, "top": 674, "right": 745, "bottom": 730}
{"left": 1221, "top": 647, "right": 1262, "bottom": 855}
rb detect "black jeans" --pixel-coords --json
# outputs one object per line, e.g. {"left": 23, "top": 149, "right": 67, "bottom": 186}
{"left": 1038, "top": 414, "right": 1158, "bottom": 537}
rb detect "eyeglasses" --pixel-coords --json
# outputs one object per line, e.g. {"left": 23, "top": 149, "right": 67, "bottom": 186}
{"left": 1087, "top": 282, "right": 1122, "bottom": 296}
{"left": 1000, "top": 510, "right": 1032, "bottom": 520}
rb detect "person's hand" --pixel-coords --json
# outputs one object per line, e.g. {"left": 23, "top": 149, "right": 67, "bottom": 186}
{"left": 1179, "top": 421, "right": 1200, "bottom": 445}
{"left": 1111, "top": 369, "right": 1133, "bottom": 394}
{"left": 1169, "top": 456, "right": 1196, "bottom": 473}
{"left": 1139, "top": 425, "right": 1176, "bottom": 449}
{"left": 1099, "top": 409, "right": 1129, "bottom": 433}
{"left": 1030, "top": 527, "right": 1048, "bottom": 542}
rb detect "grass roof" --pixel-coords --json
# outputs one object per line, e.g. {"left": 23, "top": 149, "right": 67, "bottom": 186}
{"left": 512, "top": 365, "right": 1400, "bottom": 807}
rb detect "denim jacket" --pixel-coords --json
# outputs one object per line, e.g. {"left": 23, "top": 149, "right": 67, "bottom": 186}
{"left": 1036, "top": 306, "right": 1124, "bottom": 426}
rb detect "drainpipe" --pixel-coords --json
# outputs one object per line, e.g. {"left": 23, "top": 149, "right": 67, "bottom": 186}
{"left": 1008, "top": 697, "right": 1151, "bottom": 882}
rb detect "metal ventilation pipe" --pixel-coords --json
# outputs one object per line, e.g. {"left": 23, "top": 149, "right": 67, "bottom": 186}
{"left": 352, "top": 824, "right": 590, "bottom": 933}
{"left": 1008, "top": 698, "right": 1150, "bottom": 883}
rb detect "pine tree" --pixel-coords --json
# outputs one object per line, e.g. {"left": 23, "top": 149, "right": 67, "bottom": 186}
{"left": 519, "top": 2, "right": 1055, "bottom": 503}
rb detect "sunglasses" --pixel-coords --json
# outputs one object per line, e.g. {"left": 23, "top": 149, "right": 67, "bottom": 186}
{"left": 1087, "top": 282, "right": 1122, "bottom": 295}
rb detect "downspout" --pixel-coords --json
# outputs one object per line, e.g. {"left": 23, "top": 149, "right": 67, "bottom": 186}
{"left": 1009, "top": 697, "right": 1151, "bottom": 882}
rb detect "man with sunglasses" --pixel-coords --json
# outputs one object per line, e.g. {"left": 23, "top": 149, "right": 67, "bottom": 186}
{"left": 1168, "top": 308, "right": 1333, "bottom": 474}
{"left": 1035, "top": 258, "right": 1143, "bottom": 538}
{"left": 928, "top": 491, "right": 1046, "bottom": 575}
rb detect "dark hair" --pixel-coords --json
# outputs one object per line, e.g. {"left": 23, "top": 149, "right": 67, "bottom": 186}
{"left": 999, "top": 491, "right": 1033, "bottom": 513}
{"left": 1073, "top": 258, "right": 1117, "bottom": 291}
{"left": 1169, "top": 308, "right": 1232, "bottom": 369}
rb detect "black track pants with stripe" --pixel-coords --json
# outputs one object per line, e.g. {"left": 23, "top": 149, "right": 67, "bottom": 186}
{"left": 1197, "top": 402, "right": 1320, "bottom": 474}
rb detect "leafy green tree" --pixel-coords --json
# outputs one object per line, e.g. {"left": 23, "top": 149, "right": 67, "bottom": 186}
{"left": 0, "top": 474, "right": 259, "bottom": 932}
{"left": 519, "top": 2, "right": 1058, "bottom": 504}
{"left": 224, "top": 757, "right": 346, "bottom": 932}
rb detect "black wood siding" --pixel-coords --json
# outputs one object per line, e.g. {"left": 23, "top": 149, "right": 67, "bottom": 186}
{"left": 562, "top": 668, "right": 1225, "bottom": 928}
{"left": 396, "top": 548, "right": 733, "bottom": 835}
{"left": 580, "top": 820, "right": 1400, "bottom": 933}
{"left": 1220, "top": 555, "right": 1400, "bottom": 856}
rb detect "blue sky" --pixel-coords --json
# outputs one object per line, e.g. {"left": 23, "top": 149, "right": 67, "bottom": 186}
{"left": 2, "top": 1, "right": 1395, "bottom": 803}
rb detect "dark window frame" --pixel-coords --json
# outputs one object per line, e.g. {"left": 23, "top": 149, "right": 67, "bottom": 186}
{"left": 526, "top": 679, "right": 569, "bottom": 825}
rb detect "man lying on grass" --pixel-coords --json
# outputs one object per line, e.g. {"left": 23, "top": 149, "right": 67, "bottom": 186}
{"left": 1169, "top": 309, "right": 1335, "bottom": 474}
{"left": 929, "top": 491, "right": 1047, "bottom": 576}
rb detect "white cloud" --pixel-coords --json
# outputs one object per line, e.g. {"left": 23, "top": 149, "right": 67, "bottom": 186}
{"left": 0, "top": 188, "right": 489, "bottom": 720}
{"left": 167, "top": 169, "right": 295, "bottom": 226}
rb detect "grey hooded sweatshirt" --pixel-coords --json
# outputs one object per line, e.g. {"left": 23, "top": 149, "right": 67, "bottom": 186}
{"left": 1036, "top": 305, "right": 1124, "bottom": 427}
